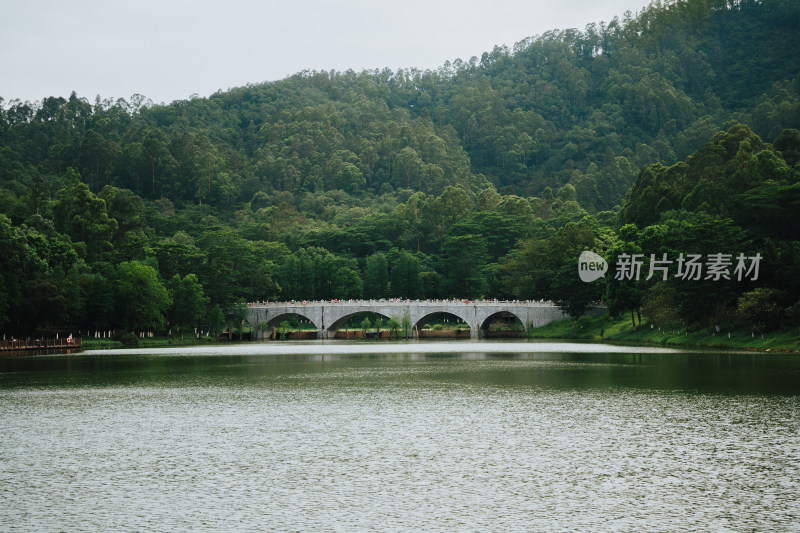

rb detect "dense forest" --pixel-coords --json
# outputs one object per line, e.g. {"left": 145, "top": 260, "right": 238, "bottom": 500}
{"left": 1, "top": 0, "right": 799, "bottom": 338}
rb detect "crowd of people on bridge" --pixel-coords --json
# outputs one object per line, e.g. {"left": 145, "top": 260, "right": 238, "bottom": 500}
{"left": 247, "top": 298, "right": 554, "bottom": 306}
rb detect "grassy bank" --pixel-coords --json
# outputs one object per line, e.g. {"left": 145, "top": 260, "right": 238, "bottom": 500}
{"left": 79, "top": 315, "right": 800, "bottom": 353}
{"left": 525, "top": 312, "right": 800, "bottom": 353}
{"left": 81, "top": 335, "right": 219, "bottom": 351}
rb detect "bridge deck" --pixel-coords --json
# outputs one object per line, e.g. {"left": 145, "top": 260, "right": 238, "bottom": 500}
{"left": 246, "top": 299, "right": 576, "bottom": 340}
{"left": 247, "top": 299, "right": 556, "bottom": 308}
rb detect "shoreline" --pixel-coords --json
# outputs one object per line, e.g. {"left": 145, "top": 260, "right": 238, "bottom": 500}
{"left": 73, "top": 332, "right": 800, "bottom": 355}
{"left": 523, "top": 313, "right": 800, "bottom": 354}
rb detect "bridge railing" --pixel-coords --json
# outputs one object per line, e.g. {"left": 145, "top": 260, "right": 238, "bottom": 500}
{"left": 247, "top": 299, "right": 556, "bottom": 307}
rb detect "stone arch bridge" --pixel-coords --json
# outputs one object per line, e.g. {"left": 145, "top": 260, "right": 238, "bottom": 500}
{"left": 246, "top": 300, "right": 577, "bottom": 339}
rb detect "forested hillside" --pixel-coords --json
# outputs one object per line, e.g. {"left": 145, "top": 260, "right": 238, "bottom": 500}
{"left": 1, "top": 0, "right": 799, "bottom": 337}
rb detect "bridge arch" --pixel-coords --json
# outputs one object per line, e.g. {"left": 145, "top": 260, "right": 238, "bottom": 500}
{"left": 477, "top": 310, "right": 525, "bottom": 338}
{"left": 327, "top": 311, "right": 393, "bottom": 336}
{"left": 249, "top": 308, "right": 321, "bottom": 339}
{"left": 413, "top": 310, "right": 473, "bottom": 337}
{"left": 264, "top": 312, "right": 319, "bottom": 330}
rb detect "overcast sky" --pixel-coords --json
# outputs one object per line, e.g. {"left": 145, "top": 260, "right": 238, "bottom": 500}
{"left": 2, "top": 0, "right": 648, "bottom": 106}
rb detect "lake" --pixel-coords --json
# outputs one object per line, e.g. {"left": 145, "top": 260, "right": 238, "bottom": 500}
{"left": 2, "top": 340, "right": 799, "bottom": 531}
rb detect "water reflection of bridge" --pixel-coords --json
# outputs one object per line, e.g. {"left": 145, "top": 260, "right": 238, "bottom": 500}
{"left": 247, "top": 300, "right": 575, "bottom": 339}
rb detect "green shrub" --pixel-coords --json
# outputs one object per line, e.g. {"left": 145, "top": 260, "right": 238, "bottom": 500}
{"left": 115, "top": 332, "right": 139, "bottom": 347}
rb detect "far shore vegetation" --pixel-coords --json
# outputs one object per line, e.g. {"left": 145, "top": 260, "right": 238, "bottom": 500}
{"left": 79, "top": 311, "right": 800, "bottom": 353}
{"left": 2, "top": 0, "right": 799, "bottom": 348}
{"left": 524, "top": 312, "right": 800, "bottom": 353}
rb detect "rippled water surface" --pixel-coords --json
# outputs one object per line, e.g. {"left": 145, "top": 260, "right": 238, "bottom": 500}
{"left": 2, "top": 341, "right": 799, "bottom": 531}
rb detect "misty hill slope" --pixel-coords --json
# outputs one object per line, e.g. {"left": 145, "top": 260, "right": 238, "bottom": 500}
{"left": 1, "top": 0, "right": 798, "bottom": 216}
{"left": 124, "top": 0, "right": 800, "bottom": 210}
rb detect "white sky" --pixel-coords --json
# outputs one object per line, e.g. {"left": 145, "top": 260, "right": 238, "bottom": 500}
{"left": 1, "top": 0, "right": 647, "bottom": 106}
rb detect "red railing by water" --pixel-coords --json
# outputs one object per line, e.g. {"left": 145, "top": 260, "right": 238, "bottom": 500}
{"left": 0, "top": 337, "right": 82, "bottom": 352}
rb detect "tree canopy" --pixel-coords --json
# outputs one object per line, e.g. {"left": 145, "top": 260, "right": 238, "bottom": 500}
{"left": 0, "top": 0, "right": 798, "bottom": 336}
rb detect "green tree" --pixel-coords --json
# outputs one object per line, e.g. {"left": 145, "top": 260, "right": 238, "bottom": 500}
{"left": 116, "top": 261, "right": 172, "bottom": 332}
{"left": 153, "top": 240, "right": 205, "bottom": 282}
{"left": 429, "top": 186, "right": 472, "bottom": 244}
{"left": 141, "top": 128, "right": 176, "bottom": 197}
{"left": 208, "top": 304, "right": 225, "bottom": 338}
{"left": 499, "top": 236, "right": 556, "bottom": 301}
{"left": 98, "top": 185, "right": 147, "bottom": 260}
{"left": 334, "top": 163, "right": 365, "bottom": 194}
{"left": 98, "top": 185, "right": 145, "bottom": 236}
{"left": 386, "top": 316, "right": 401, "bottom": 338}
{"left": 199, "top": 229, "right": 279, "bottom": 306}
{"left": 277, "top": 319, "right": 291, "bottom": 340}
{"left": 401, "top": 310, "right": 412, "bottom": 339}
{"left": 84, "top": 272, "right": 116, "bottom": 332}
{"left": 332, "top": 266, "right": 364, "bottom": 299}
{"left": 393, "top": 147, "right": 423, "bottom": 189}
{"left": 636, "top": 212, "right": 748, "bottom": 326}
{"left": 363, "top": 252, "right": 389, "bottom": 299}
{"left": 642, "top": 283, "right": 681, "bottom": 329}
{"left": 167, "top": 273, "right": 209, "bottom": 338}
{"left": 230, "top": 299, "right": 249, "bottom": 340}
{"left": 737, "top": 288, "right": 784, "bottom": 334}
{"left": 551, "top": 262, "right": 604, "bottom": 320}
{"left": 605, "top": 227, "right": 646, "bottom": 327}
{"left": 52, "top": 170, "right": 118, "bottom": 263}
{"left": 440, "top": 233, "right": 489, "bottom": 298}
{"left": 390, "top": 250, "right": 422, "bottom": 299}
{"left": 504, "top": 222, "right": 602, "bottom": 319}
